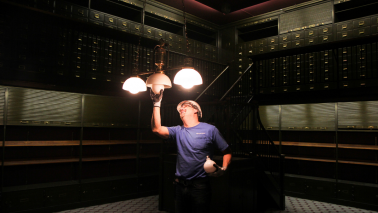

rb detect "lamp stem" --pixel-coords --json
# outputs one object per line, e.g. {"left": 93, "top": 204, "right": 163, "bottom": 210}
{"left": 182, "top": 0, "right": 188, "bottom": 56}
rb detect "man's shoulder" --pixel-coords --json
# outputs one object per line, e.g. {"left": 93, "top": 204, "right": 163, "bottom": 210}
{"left": 198, "top": 122, "right": 217, "bottom": 130}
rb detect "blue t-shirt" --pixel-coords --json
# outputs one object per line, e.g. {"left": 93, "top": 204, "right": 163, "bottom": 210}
{"left": 167, "top": 122, "right": 229, "bottom": 180}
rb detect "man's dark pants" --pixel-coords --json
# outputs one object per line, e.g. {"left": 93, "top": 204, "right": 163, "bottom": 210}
{"left": 174, "top": 177, "right": 212, "bottom": 213}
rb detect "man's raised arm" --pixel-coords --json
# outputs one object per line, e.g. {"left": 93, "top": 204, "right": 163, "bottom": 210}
{"left": 150, "top": 89, "right": 169, "bottom": 139}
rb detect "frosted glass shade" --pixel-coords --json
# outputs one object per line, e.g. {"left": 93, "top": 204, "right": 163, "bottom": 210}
{"left": 122, "top": 77, "right": 147, "bottom": 94}
{"left": 146, "top": 73, "right": 172, "bottom": 94}
{"left": 174, "top": 68, "right": 202, "bottom": 89}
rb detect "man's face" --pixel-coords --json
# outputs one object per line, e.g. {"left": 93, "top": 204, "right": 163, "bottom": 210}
{"left": 179, "top": 103, "right": 197, "bottom": 119}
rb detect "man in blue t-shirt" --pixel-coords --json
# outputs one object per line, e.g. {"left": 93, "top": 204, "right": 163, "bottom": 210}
{"left": 150, "top": 89, "right": 232, "bottom": 213}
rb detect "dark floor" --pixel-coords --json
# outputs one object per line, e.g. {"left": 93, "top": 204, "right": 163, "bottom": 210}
{"left": 56, "top": 195, "right": 378, "bottom": 213}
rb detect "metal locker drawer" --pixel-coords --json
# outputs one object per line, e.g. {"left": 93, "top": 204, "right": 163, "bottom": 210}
{"left": 353, "top": 18, "right": 371, "bottom": 28}
{"left": 267, "top": 36, "right": 278, "bottom": 45}
{"left": 319, "top": 25, "right": 333, "bottom": 35}
{"left": 257, "top": 46, "right": 267, "bottom": 54}
{"left": 337, "top": 31, "right": 354, "bottom": 40}
{"left": 247, "top": 48, "right": 255, "bottom": 56}
{"left": 177, "top": 35, "right": 185, "bottom": 43}
{"left": 72, "top": 16, "right": 88, "bottom": 22}
{"left": 89, "top": 20, "right": 102, "bottom": 26}
{"left": 292, "top": 39, "right": 304, "bottom": 48}
{"left": 305, "top": 37, "right": 318, "bottom": 45}
{"left": 280, "top": 33, "right": 292, "bottom": 42}
{"left": 354, "top": 27, "right": 370, "bottom": 37}
{"left": 117, "top": 18, "right": 129, "bottom": 29}
{"left": 55, "top": 1, "right": 72, "bottom": 13}
{"left": 72, "top": 5, "right": 88, "bottom": 17}
{"left": 320, "top": 34, "right": 333, "bottom": 43}
{"left": 143, "top": 26, "right": 155, "bottom": 39}
{"left": 279, "top": 42, "right": 291, "bottom": 50}
{"left": 131, "top": 23, "right": 141, "bottom": 35}
{"left": 166, "top": 33, "right": 175, "bottom": 43}
{"left": 104, "top": 15, "right": 117, "bottom": 26}
{"left": 337, "top": 21, "right": 353, "bottom": 31}
{"left": 104, "top": 24, "right": 117, "bottom": 29}
{"left": 155, "top": 30, "right": 165, "bottom": 40}
{"left": 305, "top": 28, "right": 318, "bottom": 38}
{"left": 268, "top": 45, "right": 278, "bottom": 52}
{"left": 292, "top": 31, "right": 305, "bottom": 40}
{"left": 89, "top": 10, "right": 104, "bottom": 22}
{"left": 256, "top": 38, "right": 267, "bottom": 46}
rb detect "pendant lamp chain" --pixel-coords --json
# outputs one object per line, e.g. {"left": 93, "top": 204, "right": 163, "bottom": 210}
{"left": 182, "top": 0, "right": 189, "bottom": 56}
{"left": 133, "top": 0, "right": 147, "bottom": 75}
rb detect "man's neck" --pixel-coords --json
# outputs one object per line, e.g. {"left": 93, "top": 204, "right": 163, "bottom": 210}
{"left": 182, "top": 117, "right": 200, "bottom": 128}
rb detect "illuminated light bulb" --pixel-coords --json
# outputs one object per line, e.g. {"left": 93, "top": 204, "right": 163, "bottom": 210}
{"left": 146, "top": 72, "right": 172, "bottom": 94}
{"left": 174, "top": 68, "right": 202, "bottom": 89}
{"left": 151, "top": 84, "right": 165, "bottom": 94}
{"left": 122, "top": 77, "right": 147, "bottom": 94}
{"left": 181, "top": 84, "right": 193, "bottom": 89}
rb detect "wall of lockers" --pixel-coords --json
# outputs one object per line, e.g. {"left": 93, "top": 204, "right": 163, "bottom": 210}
{"left": 233, "top": 0, "right": 378, "bottom": 94}
{"left": 0, "top": 0, "right": 228, "bottom": 99}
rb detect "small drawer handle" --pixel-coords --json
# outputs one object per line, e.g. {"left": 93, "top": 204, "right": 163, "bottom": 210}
{"left": 323, "top": 36, "right": 328, "bottom": 41}
{"left": 296, "top": 42, "right": 300, "bottom": 46}
{"left": 309, "top": 39, "right": 314, "bottom": 43}
{"left": 359, "top": 29, "right": 365, "bottom": 35}
{"left": 309, "top": 31, "right": 314, "bottom": 36}
{"left": 342, "top": 24, "right": 347, "bottom": 29}
{"left": 109, "top": 18, "right": 114, "bottom": 23}
{"left": 270, "top": 39, "right": 275, "bottom": 43}
{"left": 342, "top": 33, "right": 347, "bottom": 37}
{"left": 283, "top": 44, "right": 287, "bottom": 48}
{"left": 95, "top": 14, "right": 99, "bottom": 19}
{"left": 359, "top": 21, "right": 364, "bottom": 26}
{"left": 123, "top": 22, "right": 127, "bottom": 26}
{"left": 323, "top": 28, "right": 328, "bottom": 33}
{"left": 295, "top": 34, "right": 300, "bottom": 38}
{"left": 283, "top": 36, "right": 287, "bottom": 41}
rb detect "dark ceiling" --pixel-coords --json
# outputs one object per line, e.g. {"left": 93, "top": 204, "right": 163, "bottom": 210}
{"left": 154, "top": 0, "right": 314, "bottom": 25}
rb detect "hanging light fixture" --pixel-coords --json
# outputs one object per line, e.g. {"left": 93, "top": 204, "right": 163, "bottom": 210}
{"left": 122, "top": 0, "right": 202, "bottom": 94}
{"left": 146, "top": 40, "right": 172, "bottom": 94}
{"left": 173, "top": 0, "right": 203, "bottom": 89}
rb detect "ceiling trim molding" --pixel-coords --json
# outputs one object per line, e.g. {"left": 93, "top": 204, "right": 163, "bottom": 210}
{"left": 146, "top": 0, "right": 221, "bottom": 30}
{"left": 220, "top": 0, "right": 329, "bottom": 29}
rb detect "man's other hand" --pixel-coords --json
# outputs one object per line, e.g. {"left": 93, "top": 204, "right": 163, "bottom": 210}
{"left": 208, "top": 164, "right": 226, "bottom": 177}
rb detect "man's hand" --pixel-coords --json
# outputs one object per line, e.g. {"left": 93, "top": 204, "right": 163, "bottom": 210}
{"left": 150, "top": 89, "right": 164, "bottom": 107}
{"left": 208, "top": 164, "right": 226, "bottom": 177}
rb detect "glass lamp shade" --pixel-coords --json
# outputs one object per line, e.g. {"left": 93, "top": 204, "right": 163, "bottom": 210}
{"left": 122, "top": 77, "right": 147, "bottom": 94}
{"left": 173, "top": 68, "right": 203, "bottom": 89}
{"left": 146, "top": 72, "right": 172, "bottom": 94}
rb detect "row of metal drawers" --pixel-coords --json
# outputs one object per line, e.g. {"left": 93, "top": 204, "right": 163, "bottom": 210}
{"left": 2, "top": 0, "right": 219, "bottom": 62}
{"left": 237, "top": 15, "right": 378, "bottom": 56}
